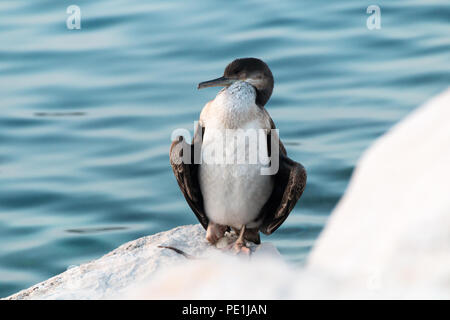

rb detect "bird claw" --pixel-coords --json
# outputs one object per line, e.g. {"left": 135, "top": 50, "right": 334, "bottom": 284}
{"left": 213, "top": 228, "right": 252, "bottom": 256}
{"left": 228, "top": 241, "right": 251, "bottom": 256}
{"left": 235, "top": 244, "right": 251, "bottom": 255}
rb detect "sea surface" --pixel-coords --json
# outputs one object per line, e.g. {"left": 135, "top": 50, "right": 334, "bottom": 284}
{"left": 0, "top": 0, "right": 449, "bottom": 297}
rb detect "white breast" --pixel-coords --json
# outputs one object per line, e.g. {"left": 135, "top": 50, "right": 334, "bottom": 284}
{"left": 198, "top": 81, "right": 274, "bottom": 229}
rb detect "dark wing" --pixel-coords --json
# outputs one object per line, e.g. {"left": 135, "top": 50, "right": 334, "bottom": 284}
{"left": 258, "top": 111, "right": 307, "bottom": 235}
{"left": 169, "top": 125, "right": 209, "bottom": 229}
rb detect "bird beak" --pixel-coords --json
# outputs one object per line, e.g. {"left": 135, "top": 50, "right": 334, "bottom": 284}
{"left": 197, "top": 76, "right": 236, "bottom": 89}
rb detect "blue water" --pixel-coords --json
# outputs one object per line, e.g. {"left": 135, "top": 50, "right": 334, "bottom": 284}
{"left": 0, "top": 0, "right": 449, "bottom": 297}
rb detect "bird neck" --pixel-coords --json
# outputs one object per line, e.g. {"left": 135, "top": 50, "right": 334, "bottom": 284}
{"left": 209, "top": 82, "right": 259, "bottom": 129}
{"left": 216, "top": 81, "right": 256, "bottom": 112}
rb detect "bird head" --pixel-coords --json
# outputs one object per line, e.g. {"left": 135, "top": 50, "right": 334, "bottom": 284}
{"left": 198, "top": 58, "right": 274, "bottom": 107}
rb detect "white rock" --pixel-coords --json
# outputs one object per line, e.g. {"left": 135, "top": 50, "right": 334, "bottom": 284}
{"left": 307, "top": 88, "right": 450, "bottom": 298}
{"left": 5, "top": 225, "right": 281, "bottom": 300}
